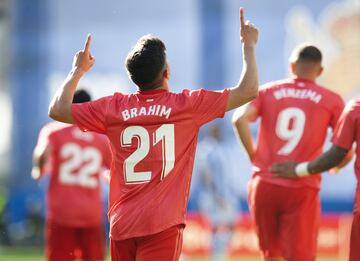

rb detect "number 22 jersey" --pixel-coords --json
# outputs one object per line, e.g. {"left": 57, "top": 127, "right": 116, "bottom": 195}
{"left": 35, "top": 122, "right": 112, "bottom": 227}
{"left": 71, "top": 88, "right": 230, "bottom": 240}
{"left": 250, "top": 78, "right": 344, "bottom": 189}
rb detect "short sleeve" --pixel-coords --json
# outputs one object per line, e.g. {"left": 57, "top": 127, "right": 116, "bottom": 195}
{"left": 188, "top": 89, "right": 230, "bottom": 126}
{"left": 329, "top": 95, "right": 345, "bottom": 130}
{"left": 71, "top": 96, "right": 112, "bottom": 134}
{"left": 332, "top": 102, "right": 356, "bottom": 150}
{"left": 102, "top": 137, "right": 113, "bottom": 169}
{"left": 35, "top": 123, "right": 54, "bottom": 152}
{"left": 250, "top": 85, "right": 268, "bottom": 117}
{"left": 250, "top": 91, "right": 262, "bottom": 116}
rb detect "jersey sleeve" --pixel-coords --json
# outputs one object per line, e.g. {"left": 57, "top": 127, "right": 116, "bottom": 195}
{"left": 102, "top": 137, "right": 113, "bottom": 169}
{"left": 329, "top": 95, "right": 345, "bottom": 130}
{"left": 71, "top": 96, "right": 112, "bottom": 134}
{"left": 35, "top": 124, "right": 52, "bottom": 152}
{"left": 331, "top": 102, "right": 356, "bottom": 150}
{"left": 34, "top": 124, "right": 55, "bottom": 177}
{"left": 249, "top": 85, "right": 266, "bottom": 116}
{"left": 188, "top": 88, "right": 230, "bottom": 126}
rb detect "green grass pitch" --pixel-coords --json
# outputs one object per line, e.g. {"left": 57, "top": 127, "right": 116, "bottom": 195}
{"left": 0, "top": 247, "right": 347, "bottom": 261}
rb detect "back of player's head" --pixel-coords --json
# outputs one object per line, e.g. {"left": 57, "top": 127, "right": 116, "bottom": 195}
{"left": 289, "top": 43, "right": 322, "bottom": 64}
{"left": 125, "top": 35, "right": 167, "bottom": 90}
{"left": 72, "top": 89, "right": 91, "bottom": 103}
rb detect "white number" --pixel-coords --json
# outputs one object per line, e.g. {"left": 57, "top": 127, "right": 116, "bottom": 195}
{"left": 121, "top": 126, "right": 152, "bottom": 184}
{"left": 154, "top": 124, "right": 175, "bottom": 180}
{"left": 59, "top": 143, "right": 101, "bottom": 188}
{"left": 121, "top": 124, "right": 175, "bottom": 184}
{"left": 275, "top": 107, "right": 306, "bottom": 155}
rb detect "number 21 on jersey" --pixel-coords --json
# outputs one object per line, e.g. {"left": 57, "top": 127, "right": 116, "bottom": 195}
{"left": 121, "top": 124, "right": 175, "bottom": 185}
{"left": 275, "top": 107, "right": 306, "bottom": 155}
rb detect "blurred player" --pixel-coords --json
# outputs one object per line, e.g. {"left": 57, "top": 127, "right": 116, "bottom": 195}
{"left": 32, "top": 90, "right": 112, "bottom": 261}
{"left": 196, "top": 124, "right": 238, "bottom": 260}
{"left": 47, "top": 8, "right": 258, "bottom": 261}
{"left": 270, "top": 99, "right": 358, "bottom": 261}
{"left": 232, "top": 44, "right": 345, "bottom": 261}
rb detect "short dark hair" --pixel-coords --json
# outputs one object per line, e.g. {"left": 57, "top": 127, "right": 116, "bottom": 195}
{"left": 289, "top": 44, "right": 322, "bottom": 64}
{"left": 125, "top": 35, "right": 167, "bottom": 90}
{"left": 72, "top": 89, "right": 91, "bottom": 103}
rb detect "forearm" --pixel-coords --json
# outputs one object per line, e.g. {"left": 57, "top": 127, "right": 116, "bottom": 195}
{"left": 32, "top": 147, "right": 48, "bottom": 180}
{"left": 308, "top": 145, "right": 349, "bottom": 174}
{"left": 233, "top": 118, "right": 255, "bottom": 161}
{"left": 48, "top": 68, "right": 84, "bottom": 123}
{"left": 240, "top": 45, "right": 258, "bottom": 96}
{"left": 227, "top": 45, "right": 258, "bottom": 111}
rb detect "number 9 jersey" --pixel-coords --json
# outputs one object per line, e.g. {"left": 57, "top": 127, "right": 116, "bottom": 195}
{"left": 71, "top": 88, "right": 230, "bottom": 241}
{"left": 250, "top": 78, "right": 345, "bottom": 189}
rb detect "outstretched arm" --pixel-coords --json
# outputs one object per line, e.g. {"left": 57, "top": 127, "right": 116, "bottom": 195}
{"left": 48, "top": 34, "right": 95, "bottom": 123}
{"left": 269, "top": 145, "right": 350, "bottom": 178}
{"left": 226, "top": 8, "right": 259, "bottom": 111}
{"left": 232, "top": 104, "right": 258, "bottom": 161}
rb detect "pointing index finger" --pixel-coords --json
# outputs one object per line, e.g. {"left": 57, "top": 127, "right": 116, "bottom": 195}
{"left": 84, "top": 34, "right": 92, "bottom": 53}
{"left": 240, "top": 7, "right": 245, "bottom": 28}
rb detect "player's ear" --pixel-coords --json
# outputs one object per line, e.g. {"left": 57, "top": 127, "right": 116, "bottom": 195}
{"left": 290, "top": 62, "right": 297, "bottom": 75}
{"left": 163, "top": 64, "right": 170, "bottom": 80}
{"left": 317, "top": 66, "right": 324, "bottom": 77}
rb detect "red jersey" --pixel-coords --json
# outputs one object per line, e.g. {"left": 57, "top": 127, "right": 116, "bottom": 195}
{"left": 35, "top": 122, "right": 111, "bottom": 227}
{"left": 332, "top": 99, "right": 360, "bottom": 213}
{"left": 250, "top": 78, "right": 344, "bottom": 189}
{"left": 71, "top": 88, "right": 229, "bottom": 240}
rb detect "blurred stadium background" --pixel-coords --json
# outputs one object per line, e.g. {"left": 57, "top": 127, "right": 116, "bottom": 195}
{"left": 0, "top": 0, "right": 359, "bottom": 260}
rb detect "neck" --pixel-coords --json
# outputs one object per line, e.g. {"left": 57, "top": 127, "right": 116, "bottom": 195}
{"left": 139, "top": 82, "right": 168, "bottom": 92}
{"left": 293, "top": 74, "right": 317, "bottom": 82}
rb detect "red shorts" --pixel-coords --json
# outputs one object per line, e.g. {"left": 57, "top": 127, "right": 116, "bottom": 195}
{"left": 46, "top": 221, "right": 105, "bottom": 261}
{"left": 110, "top": 225, "right": 184, "bottom": 261}
{"left": 248, "top": 178, "right": 320, "bottom": 261}
{"left": 350, "top": 212, "right": 360, "bottom": 261}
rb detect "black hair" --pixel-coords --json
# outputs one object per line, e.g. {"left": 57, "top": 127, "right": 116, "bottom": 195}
{"left": 72, "top": 89, "right": 91, "bottom": 103}
{"left": 290, "top": 44, "right": 322, "bottom": 63}
{"left": 125, "top": 35, "right": 167, "bottom": 90}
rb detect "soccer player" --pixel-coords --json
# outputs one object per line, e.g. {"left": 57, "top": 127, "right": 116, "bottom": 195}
{"left": 32, "top": 90, "right": 112, "bottom": 261}
{"left": 47, "top": 8, "right": 258, "bottom": 261}
{"left": 270, "top": 100, "right": 358, "bottom": 261}
{"left": 232, "top": 44, "right": 345, "bottom": 261}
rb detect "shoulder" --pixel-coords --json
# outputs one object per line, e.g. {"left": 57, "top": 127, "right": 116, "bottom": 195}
{"left": 311, "top": 84, "right": 344, "bottom": 106}
{"left": 41, "top": 121, "right": 70, "bottom": 135}
{"left": 259, "top": 79, "right": 291, "bottom": 92}
{"left": 181, "top": 88, "right": 201, "bottom": 96}
{"left": 345, "top": 99, "right": 360, "bottom": 113}
{"left": 176, "top": 88, "right": 202, "bottom": 101}
{"left": 312, "top": 83, "right": 341, "bottom": 97}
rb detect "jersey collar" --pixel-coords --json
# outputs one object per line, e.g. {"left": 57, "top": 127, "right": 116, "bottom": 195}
{"left": 137, "top": 88, "right": 169, "bottom": 95}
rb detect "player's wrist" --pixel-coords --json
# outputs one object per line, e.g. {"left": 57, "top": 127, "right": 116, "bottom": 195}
{"left": 295, "top": 162, "right": 310, "bottom": 177}
{"left": 242, "top": 43, "right": 256, "bottom": 49}
{"left": 70, "top": 67, "right": 86, "bottom": 77}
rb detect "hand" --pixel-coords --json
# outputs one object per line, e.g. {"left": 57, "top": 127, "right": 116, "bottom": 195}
{"left": 239, "top": 8, "right": 258, "bottom": 47}
{"left": 72, "top": 34, "right": 95, "bottom": 74}
{"left": 269, "top": 161, "right": 298, "bottom": 179}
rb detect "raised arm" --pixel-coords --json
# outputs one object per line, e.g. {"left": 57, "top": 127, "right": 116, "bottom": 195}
{"left": 48, "top": 34, "right": 95, "bottom": 123}
{"left": 232, "top": 104, "right": 258, "bottom": 161}
{"left": 226, "top": 8, "right": 259, "bottom": 111}
{"left": 269, "top": 145, "right": 350, "bottom": 178}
